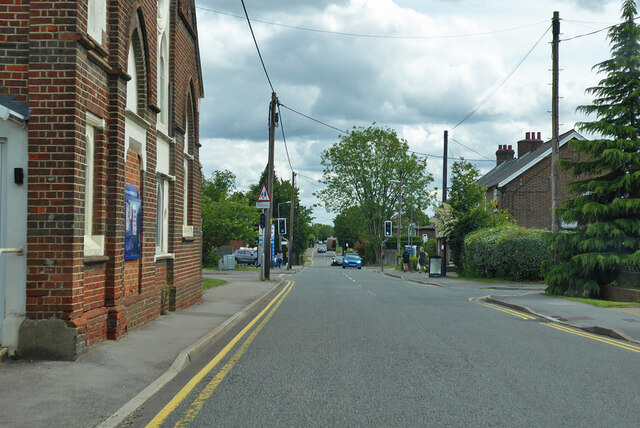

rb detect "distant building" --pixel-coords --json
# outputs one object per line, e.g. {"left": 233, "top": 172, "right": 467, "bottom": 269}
{"left": 479, "top": 130, "right": 586, "bottom": 230}
{"left": 0, "top": 0, "right": 204, "bottom": 359}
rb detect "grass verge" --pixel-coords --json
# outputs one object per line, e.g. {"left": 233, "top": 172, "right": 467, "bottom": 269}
{"left": 203, "top": 278, "right": 226, "bottom": 291}
{"left": 545, "top": 294, "right": 640, "bottom": 308}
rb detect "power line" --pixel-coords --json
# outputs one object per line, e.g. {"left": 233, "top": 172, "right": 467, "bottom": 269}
{"left": 279, "top": 104, "right": 350, "bottom": 135}
{"left": 408, "top": 150, "right": 494, "bottom": 162}
{"left": 276, "top": 102, "right": 294, "bottom": 172}
{"left": 451, "top": 24, "right": 551, "bottom": 131}
{"left": 239, "top": 0, "right": 274, "bottom": 93}
{"left": 196, "top": 6, "right": 549, "bottom": 40}
{"left": 449, "top": 137, "right": 492, "bottom": 160}
{"left": 297, "top": 173, "right": 326, "bottom": 187}
{"left": 561, "top": 16, "right": 640, "bottom": 42}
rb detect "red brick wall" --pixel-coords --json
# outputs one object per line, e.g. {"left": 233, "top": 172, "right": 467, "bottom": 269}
{"left": 0, "top": 0, "right": 30, "bottom": 100}
{"left": 6, "top": 0, "right": 204, "bottom": 358}
{"left": 494, "top": 139, "right": 589, "bottom": 230}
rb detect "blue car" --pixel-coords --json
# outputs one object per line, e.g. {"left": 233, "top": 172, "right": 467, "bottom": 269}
{"left": 342, "top": 253, "right": 362, "bottom": 269}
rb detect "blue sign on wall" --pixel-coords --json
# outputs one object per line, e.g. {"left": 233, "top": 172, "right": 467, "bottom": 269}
{"left": 125, "top": 184, "right": 142, "bottom": 260}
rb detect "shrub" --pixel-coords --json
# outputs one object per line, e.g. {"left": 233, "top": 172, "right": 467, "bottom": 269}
{"left": 463, "top": 226, "right": 550, "bottom": 281}
{"left": 425, "top": 238, "right": 437, "bottom": 257}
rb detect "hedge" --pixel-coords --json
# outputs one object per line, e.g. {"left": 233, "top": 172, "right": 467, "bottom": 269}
{"left": 462, "top": 226, "right": 550, "bottom": 281}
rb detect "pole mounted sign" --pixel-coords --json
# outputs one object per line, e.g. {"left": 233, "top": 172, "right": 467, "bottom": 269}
{"left": 256, "top": 184, "right": 270, "bottom": 208}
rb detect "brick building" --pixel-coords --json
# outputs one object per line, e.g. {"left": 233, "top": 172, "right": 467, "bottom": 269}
{"left": 479, "top": 130, "right": 586, "bottom": 230}
{"left": 0, "top": 0, "right": 203, "bottom": 359}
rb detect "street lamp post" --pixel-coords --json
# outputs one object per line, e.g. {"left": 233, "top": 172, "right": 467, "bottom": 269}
{"left": 277, "top": 201, "right": 291, "bottom": 263}
{"left": 392, "top": 178, "right": 413, "bottom": 271}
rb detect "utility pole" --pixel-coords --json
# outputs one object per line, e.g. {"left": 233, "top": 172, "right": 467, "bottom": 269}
{"left": 265, "top": 92, "right": 276, "bottom": 280}
{"left": 551, "top": 11, "right": 560, "bottom": 233}
{"left": 442, "top": 130, "right": 448, "bottom": 276}
{"left": 396, "top": 172, "right": 403, "bottom": 253}
{"left": 288, "top": 171, "right": 295, "bottom": 270}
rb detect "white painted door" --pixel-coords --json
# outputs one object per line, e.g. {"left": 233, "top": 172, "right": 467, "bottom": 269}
{"left": 0, "top": 118, "right": 28, "bottom": 351}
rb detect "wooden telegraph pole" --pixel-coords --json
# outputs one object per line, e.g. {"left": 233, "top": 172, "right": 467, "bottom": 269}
{"left": 265, "top": 92, "right": 276, "bottom": 279}
{"left": 442, "top": 130, "right": 448, "bottom": 276}
{"left": 551, "top": 11, "right": 560, "bottom": 232}
{"left": 288, "top": 172, "right": 295, "bottom": 269}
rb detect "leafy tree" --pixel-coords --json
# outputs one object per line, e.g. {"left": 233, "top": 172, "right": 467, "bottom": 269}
{"left": 248, "top": 165, "right": 316, "bottom": 261}
{"left": 313, "top": 223, "right": 334, "bottom": 241}
{"left": 316, "top": 124, "right": 434, "bottom": 257}
{"left": 202, "top": 170, "right": 236, "bottom": 202}
{"left": 448, "top": 160, "right": 486, "bottom": 212}
{"left": 545, "top": 0, "right": 640, "bottom": 296}
{"left": 333, "top": 206, "right": 367, "bottom": 251}
{"left": 432, "top": 161, "right": 513, "bottom": 270}
{"left": 201, "top": 171, "right": 258, "bottom": 265}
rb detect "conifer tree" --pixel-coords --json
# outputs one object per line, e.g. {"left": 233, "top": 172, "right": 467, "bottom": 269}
{"left": 545, "top": 0, "right": 640, "bottom": 296}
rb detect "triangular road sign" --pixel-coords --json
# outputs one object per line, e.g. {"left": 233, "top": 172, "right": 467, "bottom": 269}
{"left": 257, "top": 184, "right": 271, "bottom": 202}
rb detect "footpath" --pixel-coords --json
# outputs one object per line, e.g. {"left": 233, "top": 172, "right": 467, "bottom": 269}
{"left": 375, "top": 267, "right": 640, "bottom": 345}
{"left": 0, "top": 267, "right": 300, "bottom": 428}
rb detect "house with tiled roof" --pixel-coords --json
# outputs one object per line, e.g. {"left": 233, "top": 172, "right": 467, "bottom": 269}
{"left": 479, "top": 130, "right": 586, "bottom": 230}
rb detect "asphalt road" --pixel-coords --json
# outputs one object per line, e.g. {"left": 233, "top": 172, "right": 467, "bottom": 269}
{"left": 137, "top": 251, "right": 640, "bottom": 427}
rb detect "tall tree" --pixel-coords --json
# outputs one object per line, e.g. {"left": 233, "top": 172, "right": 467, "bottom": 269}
{"left": 432, "top": 160, "right": 512, "bottom": 270}
{"left": 201, "top": 171, "right": 258, "bottom": 265}
{"left": 545, "top": 0, "right": 640, "bottom": 296}
{"left": 333, "top": 206, "right": 367, "bottom": 251}
{"left": 448, "top": 160, "right": 486, "bottom": 213}
{"left": 316, "top": 124, "right": 434, "bottom": 254}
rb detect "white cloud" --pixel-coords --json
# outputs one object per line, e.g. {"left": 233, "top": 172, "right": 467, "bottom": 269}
{"left": 195, "top": 0, "right": 624, "bottom": 225}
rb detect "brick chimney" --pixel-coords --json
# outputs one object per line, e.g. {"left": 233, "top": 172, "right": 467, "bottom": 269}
{"left": 496, "top": 144, "right": 515, "bottom": 166}
{"left": 517, "top": 131, "right": 543, "bottom": 158}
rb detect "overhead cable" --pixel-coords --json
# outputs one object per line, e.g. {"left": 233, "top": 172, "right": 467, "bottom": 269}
{"left": 451, "top": 24, "right": 551, "bottom": 131}
{"left": 279, "top": 104, "right": 350, "bottom": 135}
{"left": 561, "top": 16, "right": 640, "bottom": 42}
{"left": 240, "top": 0, "right": 274, "bottom": 92}
{"left": 408, "top": 150, "right": 494, "bottom": 162}
{"left": 197, "top": 6, "right": 548, "bottom": 40}
{"left": 276, "top": 102, "right": 295, "bottom": 172}
{"left": 449, "top": 138, "right": 492, "bottom": 160}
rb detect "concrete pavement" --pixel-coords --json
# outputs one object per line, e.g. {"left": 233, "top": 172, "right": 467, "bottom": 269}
{"left": 374, "top": 266, "right": 640, "bottom": 344}
{"left": 0, "top": 267, "right": 301, "bottom": 428}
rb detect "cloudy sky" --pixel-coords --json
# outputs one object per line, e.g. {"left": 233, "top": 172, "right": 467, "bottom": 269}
{"left": 195, "top": 0, "right": 626, "bottom": 225}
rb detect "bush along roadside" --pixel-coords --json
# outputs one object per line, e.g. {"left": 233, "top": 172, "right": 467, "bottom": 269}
{"left": 462, "top": 225, "right": 550, "bottom": 281}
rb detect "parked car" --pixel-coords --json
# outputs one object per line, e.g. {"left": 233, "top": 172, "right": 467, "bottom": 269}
{"left": 331, "top": 255, "right": 344, "bottom": 266}
{"left": 342, "top": 253, "right": 362, "bottom": 269}
{"left": 234, "top": 248, "right": 257, "bottom": 264}
{"left": 317, "top": 244, "right": 327, "bottom": 253}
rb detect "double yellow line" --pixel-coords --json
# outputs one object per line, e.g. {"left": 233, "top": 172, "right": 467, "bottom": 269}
{"left": 146, "top": 281, "right": 295, "bottom": 427}
{"left": 543, "top": 323, "right": 640, "bottom": 354}
{"left": 468, "top": 296, "right": 536, "bottom": 321}
{"left": 470, "top": 296, "right": 640, "bottom": 354}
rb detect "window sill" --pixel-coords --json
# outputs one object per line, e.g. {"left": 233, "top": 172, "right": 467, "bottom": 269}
{"left": 154, "top": 253, "right": 175, "bottom": 262}
{"left": 84, "top": 235, "right": 105, "bottom": 257}
{"left": 84, "top": 255, "right": 109, "bottom": 264}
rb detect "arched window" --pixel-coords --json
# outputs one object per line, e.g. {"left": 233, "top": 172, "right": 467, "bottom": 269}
{"left": 158, "top": 34, "right": 168, "bottom": 126}
{"left": 126, "top": 41, "right": 138, "bottom": 113}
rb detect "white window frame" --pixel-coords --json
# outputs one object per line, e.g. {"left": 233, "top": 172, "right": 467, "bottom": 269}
{"left": 84, "top": 113, "right": 105, "bottom": 256}
{"left": 155, "top": 174, "right": 175, "bottom": 261}
{"left": 126, "top": 42, "right": 138, "bottom": 113}
{"left": 182, "top": 113, "right": 194, "bottom": 238}
{"left": 157, "top": 34, "right": 169, "bottom": 131}
{"left": 87, "top": 0, "right": 106, "bottom": 43}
